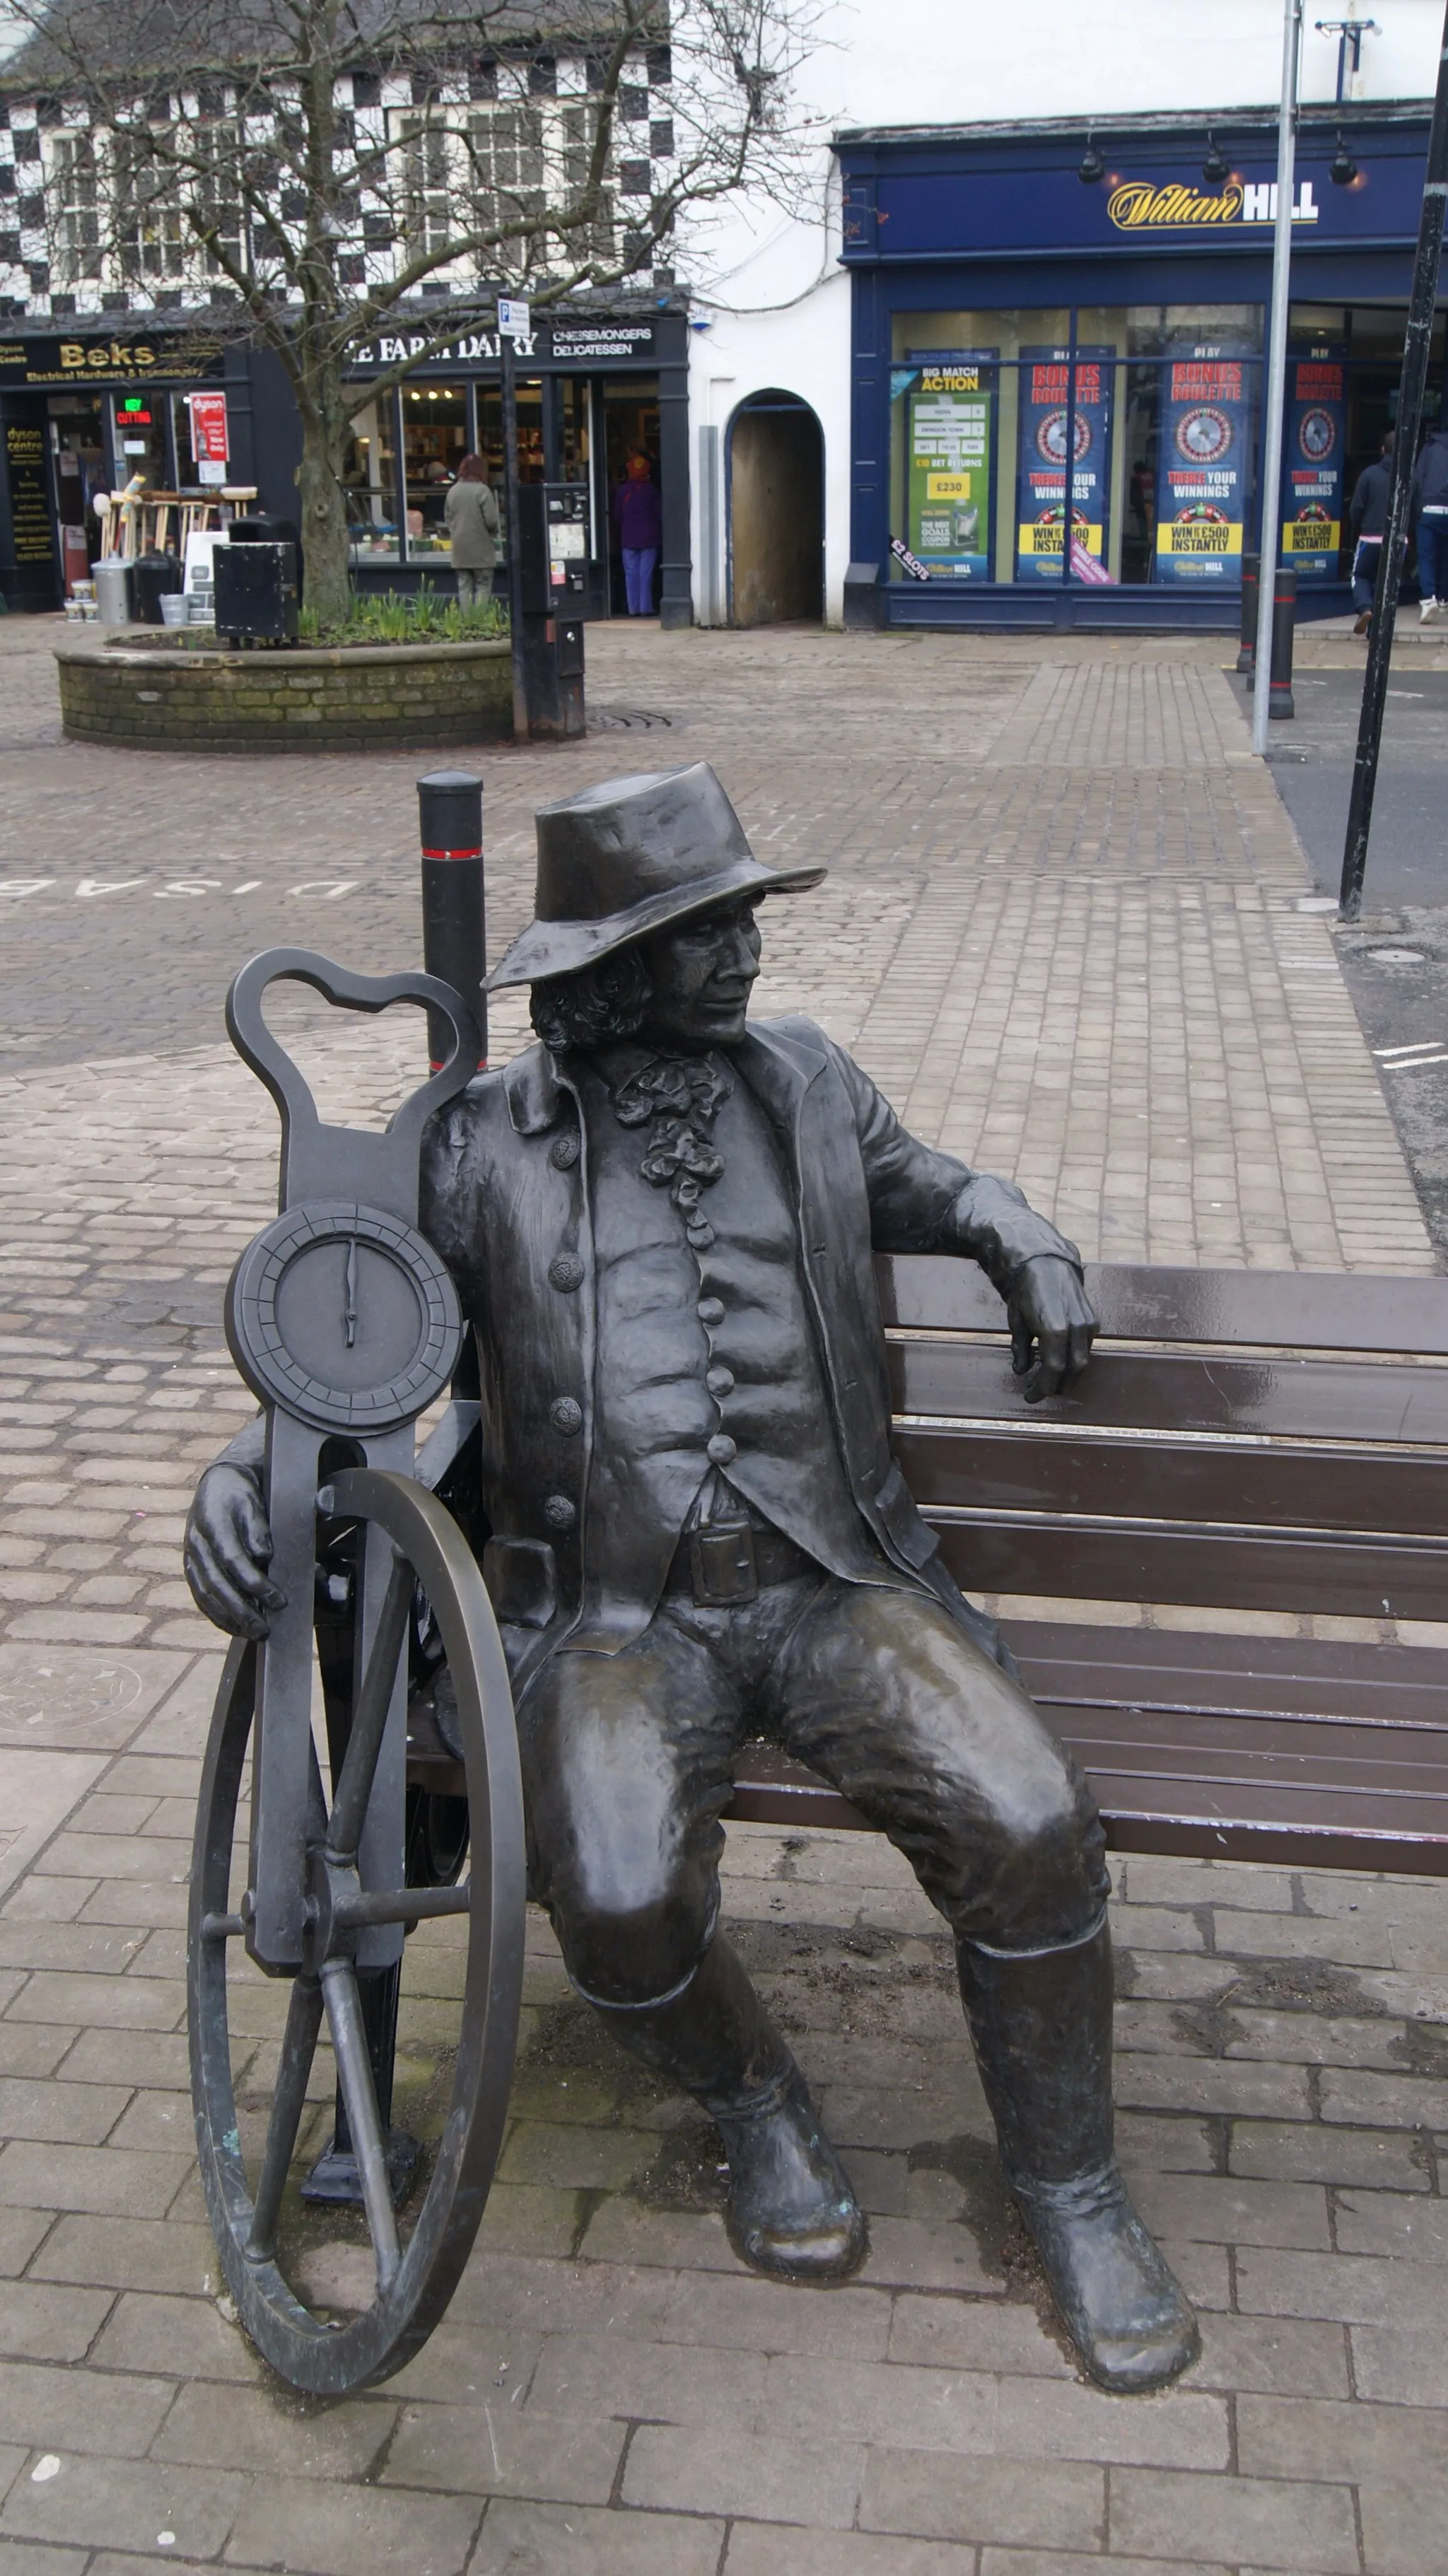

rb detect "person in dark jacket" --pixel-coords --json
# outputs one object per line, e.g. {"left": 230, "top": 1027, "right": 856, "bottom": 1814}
{"left": 1348, "top": 431, "right": 1394, "bottom": 633}
{"left": 612, "top": 452, "right": 662, "bottom": 614}
{"left": 444, "top": 453, "right": 500, "bottom": 607}
{"left": 1413, "top": 421, "right": 1448, "bottom": 622}
{"left": 185, "top": 763, "right": 1199, "bottom": 2397}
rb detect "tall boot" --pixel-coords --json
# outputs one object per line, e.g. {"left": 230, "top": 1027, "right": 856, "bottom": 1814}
{"left": 590, "top": 1935, "right": 867, "bottom": 2285}
{"left": 957, "top": 1917, "right": 1199, "bottom": 2393}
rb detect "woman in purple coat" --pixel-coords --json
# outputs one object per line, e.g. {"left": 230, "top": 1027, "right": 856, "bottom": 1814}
{"left": 613, "top": 453, "right": 662, "bottom": 614}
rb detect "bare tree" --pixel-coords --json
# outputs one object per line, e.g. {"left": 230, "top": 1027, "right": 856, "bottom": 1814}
{"left": 4, "top": 0, "right": 822, "bottom": 621}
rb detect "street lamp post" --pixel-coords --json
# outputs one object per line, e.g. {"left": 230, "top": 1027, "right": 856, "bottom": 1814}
{"left": 1251, "top": 0, "right": 1304, "bottom": 759}
{"left": 1338, "top": 0, "right": 1448, "bottom": 919}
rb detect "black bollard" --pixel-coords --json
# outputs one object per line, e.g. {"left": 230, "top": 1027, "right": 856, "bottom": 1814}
{"left": 1268, "top": 563, "right": 1296, "bottom": 722}
{"left": 418, "top": 770, "right": 486, "bottom": 1070}
{"left": 1237, "top": 553, "right": 1259, "bottom": 674}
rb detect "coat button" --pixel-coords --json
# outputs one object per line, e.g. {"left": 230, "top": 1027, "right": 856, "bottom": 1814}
{"left": 706, "top": 1433, "right": 737, "bottom": 1466}
{"left": 543, "top": 1494, "right": 577, "bottom": 1530}
{"left": 549, "top": 1396, "right": 583, "bottom": 1435}
{"left": 550, "top": 1132, "right": 580, "bottom": 1169}
{"left": 706, "top": 1366, "right": 735, "bottom": 1397}
{"left": 548, "top": 1253, "right": 585, "bottom": 1292}
{"left": 697, "top": 1296, "right": 725, "bottom": 1325}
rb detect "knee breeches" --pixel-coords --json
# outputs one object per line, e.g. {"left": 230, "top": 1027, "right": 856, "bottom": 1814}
{"left": 515, "top": 1573, "right": 1109, "bottom": 2008}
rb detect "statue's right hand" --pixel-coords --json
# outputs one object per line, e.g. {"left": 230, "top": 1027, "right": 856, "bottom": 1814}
{"left": 184, "top": 1465, "right": 286, "bottom": 1640}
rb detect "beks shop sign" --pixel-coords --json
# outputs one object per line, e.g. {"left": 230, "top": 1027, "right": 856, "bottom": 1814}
{"left": 0, "top": 331, "right": 226, "bottom": 387}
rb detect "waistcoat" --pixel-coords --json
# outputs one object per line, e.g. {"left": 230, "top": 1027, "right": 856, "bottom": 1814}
{"left": 575, "top": 1053, "right": 900, "bottom": 1636}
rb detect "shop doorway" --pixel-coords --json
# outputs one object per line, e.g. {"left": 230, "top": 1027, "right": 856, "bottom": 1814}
{"left": 727, "top": 392, "right": 824, "bottom": 626}
{"left": 602, "top": 379, "right": 660, "bottom": 614}
{"left": 48, "top": 395, "right": 106, "bottom": 589}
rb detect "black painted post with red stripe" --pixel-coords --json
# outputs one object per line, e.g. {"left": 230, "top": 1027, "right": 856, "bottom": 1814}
{"left": 1237, "top": 553, "right": 1259, "bottom": 675}
{"left": 1268, "top": 563, "right": 1296, "bottom": 722}
{"left": 418, "top": 769, "right": 486, "bottom": 1072}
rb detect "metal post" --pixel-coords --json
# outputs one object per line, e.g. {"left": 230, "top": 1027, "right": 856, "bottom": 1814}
{"left": 418, "top": 770, "right": 486, "bottom": 1072}
{"left": 1252, "top": 0, "right": 1304, "bottom": 758}
{"left": 1268, "top": 562, "right": 1297, "bottom": 718}
{"left": 500, "top": 332, "right": 527, "bottom": 741}
{"left": 1061, "top": 344, "right": 1077, "bottom": 618}
{"left": 1339, "top": 0, "right": 1448, "bottom": 919}
{"left": 1238, "top": 552, "right": 1260, "bottom": 673}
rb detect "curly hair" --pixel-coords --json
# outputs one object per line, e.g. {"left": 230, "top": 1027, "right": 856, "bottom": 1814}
{"left": 529, "top": 947, "right": 655, "bottom": 1053}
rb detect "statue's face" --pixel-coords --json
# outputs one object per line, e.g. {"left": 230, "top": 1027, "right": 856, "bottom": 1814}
{"left": 639, "top": 898, "right": 761, "bottom": 1049}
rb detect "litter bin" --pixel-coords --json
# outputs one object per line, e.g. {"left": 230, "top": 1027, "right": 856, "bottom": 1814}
{"left": 93, "top": 559, "right": 132, "bottom": 627}
{"left": 132, "top": 551, "right": 183, "bottom": 626}
{"left": 215, "top": 537, "right": 299, "bottom": 645}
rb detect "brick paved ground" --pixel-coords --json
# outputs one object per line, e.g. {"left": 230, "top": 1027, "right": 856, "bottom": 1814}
{"left": 1, "top": 616, "right": 1447, "bottom": 2575}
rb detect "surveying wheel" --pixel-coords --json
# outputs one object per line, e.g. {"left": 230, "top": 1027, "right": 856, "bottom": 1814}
{"left": 188, "top": 1469, "right": 525, "bottom": 2395}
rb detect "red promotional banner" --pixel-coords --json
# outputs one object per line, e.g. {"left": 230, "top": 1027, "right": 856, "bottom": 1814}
{"left": 187, "top": 390, "right": 228, "bottom": 482}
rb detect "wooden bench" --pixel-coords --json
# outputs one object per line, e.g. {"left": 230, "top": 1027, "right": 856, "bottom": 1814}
{"left": 408, "top": 1258, "right": 1448, "bottom": 1879}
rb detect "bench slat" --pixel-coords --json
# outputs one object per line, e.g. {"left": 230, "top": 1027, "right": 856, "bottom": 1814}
{"left": 877, "top": 1255, "right": 1448, "bottom": 1355}
{"left": 933, "top": 1514, "right": 1448, "bottom": 1620}
{"left": 894, "top": 1424, "right": 1448, "bottom": 1539}
{"left": 889, "top": 1342, "right": 1448, "bottom": 1448}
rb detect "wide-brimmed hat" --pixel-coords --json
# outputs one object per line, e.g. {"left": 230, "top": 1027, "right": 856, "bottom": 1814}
{"left": 485, "top": 763, "right": 825, "bottom": 990}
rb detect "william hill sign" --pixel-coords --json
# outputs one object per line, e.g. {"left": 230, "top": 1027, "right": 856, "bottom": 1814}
{"left": 1108, "top": 178, "right": 1321, "bottom": 231}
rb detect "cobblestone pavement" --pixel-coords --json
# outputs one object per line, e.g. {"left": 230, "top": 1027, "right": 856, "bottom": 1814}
{"left": 1, "top": 616, "right": 1447, "bottom": 2575}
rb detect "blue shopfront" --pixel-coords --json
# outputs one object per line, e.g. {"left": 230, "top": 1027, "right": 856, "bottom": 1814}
{"left": 839, "top": 105, "right": 1442, "bottom": 629}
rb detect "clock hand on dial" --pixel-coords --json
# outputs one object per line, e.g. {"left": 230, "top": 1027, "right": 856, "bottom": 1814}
{"left": 344, "top": 1236, "right": 358, "bottom": 1349}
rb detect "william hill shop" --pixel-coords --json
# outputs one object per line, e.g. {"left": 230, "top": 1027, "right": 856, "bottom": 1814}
{"left": 839, "top": 104, "right": 1444, "bottom": 628}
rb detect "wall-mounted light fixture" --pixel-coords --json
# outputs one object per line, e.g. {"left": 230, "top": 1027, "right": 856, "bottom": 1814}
{"left": 1202, "top": 132, "right": 1230, "bottom": 185}
{"left": 1330, "top": 129, "right": 1359, "bottom": 185}
{"left": 1078, "top": 138, "right": 1104, "bottom": 185}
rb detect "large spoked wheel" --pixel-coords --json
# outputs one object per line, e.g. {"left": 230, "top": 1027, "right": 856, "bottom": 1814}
{"left": 188, "top": 1468, "right": 525, "bottom": 2394}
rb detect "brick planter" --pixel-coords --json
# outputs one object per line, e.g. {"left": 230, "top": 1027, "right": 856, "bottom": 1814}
{"left": 55, "top": 634, "right": 513, "bottom": 752}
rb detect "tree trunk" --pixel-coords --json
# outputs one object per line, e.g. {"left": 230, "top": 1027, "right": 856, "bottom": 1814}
{"left": 296, "top": 414, "right": 352, "bottom": 629}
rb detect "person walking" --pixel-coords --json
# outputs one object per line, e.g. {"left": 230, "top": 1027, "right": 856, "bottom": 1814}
{"left": 613, "top": 452, "right": 662, "bottom": 615}
{"left": 445, "top": 454, "right": 500, "bottom": 609}
{"left": 1411, "top": 418, "right": 1448, "bottom": 623}
{"left": 1348, "top": 430, "right": 1394, "bottom": 636}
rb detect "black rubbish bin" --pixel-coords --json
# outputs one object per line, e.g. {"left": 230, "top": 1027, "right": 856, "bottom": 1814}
{"left": 131, "top": 551, "right": 182, "bottom": 626}
{"left": 215, "top": 537, "right": 300, "bottom": 645}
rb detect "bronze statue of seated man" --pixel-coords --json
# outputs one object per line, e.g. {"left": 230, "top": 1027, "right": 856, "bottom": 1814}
{"left": 185, "top": 762, "right": 1198, "bottom": 2394}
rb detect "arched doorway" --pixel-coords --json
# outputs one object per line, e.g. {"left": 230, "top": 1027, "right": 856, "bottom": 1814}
{"left": 727, "top": 391, "right": 824, "bottom": 626}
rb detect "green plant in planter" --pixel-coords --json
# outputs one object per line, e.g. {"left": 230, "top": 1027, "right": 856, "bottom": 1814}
{"left": 298, "top": 585, "right": 508, "bottom": 646}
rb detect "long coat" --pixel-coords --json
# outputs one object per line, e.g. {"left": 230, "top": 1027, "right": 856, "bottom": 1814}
{"left": 421, "top": 1016, "right": 1080, "bottom": 1691}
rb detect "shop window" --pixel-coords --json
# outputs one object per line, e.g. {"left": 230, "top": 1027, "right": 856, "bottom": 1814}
{"left": 346, "top": 396, "right": 403, "bottom": 566}
{"left": 889, "top": 303, "right": 1263, "bottom": 590}
{"left": 402, "top": 383, "right": 469, "bottom": 560}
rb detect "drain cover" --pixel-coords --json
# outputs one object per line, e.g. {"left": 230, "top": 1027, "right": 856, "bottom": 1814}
{"left": 1369, "top": 947, "right": 1426, "bottom": 965}
{"left": 588, "top": 707, "right": 675, "bottom": 732}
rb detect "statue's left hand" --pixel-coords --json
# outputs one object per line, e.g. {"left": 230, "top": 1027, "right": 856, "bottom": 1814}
{"left": 1008, "top": 1255, "right": 1098, "bottom": 1403}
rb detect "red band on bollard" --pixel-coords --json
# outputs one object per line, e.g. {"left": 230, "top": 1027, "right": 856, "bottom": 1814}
{"left": 421, "top": 845, "right": 483, "bottom": 861}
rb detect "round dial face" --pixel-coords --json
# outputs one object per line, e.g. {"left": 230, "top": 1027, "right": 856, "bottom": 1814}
{"left": 1035, "top": 409, "right": 1092, "bottom": 467}
{"left": 1174, "top": 406, "right": 1234, "bottom": 464}
{"left": 226, "top": 1202, "right": 463, "bottom": 1434}
{"left": 1298, "top": 406, "right": 1337, "bottom": 464}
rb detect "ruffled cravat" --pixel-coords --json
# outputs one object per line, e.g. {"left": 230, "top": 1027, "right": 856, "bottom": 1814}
{"left": 611, "top": 1053, "right": 733, "bottom": 1251}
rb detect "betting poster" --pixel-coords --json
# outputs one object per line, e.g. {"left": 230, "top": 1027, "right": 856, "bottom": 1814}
{"left": 1155, "top": 353, "right": 1253, "bottom": 586}
{"left": 1281, "top": 347, "right": 1346, "bottom": 581}
{"left": 1015, "top": 347, "right": 1115, "bottom": 583}
{"left": 902, "top": 352, "right": 996, "bottom": 579}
